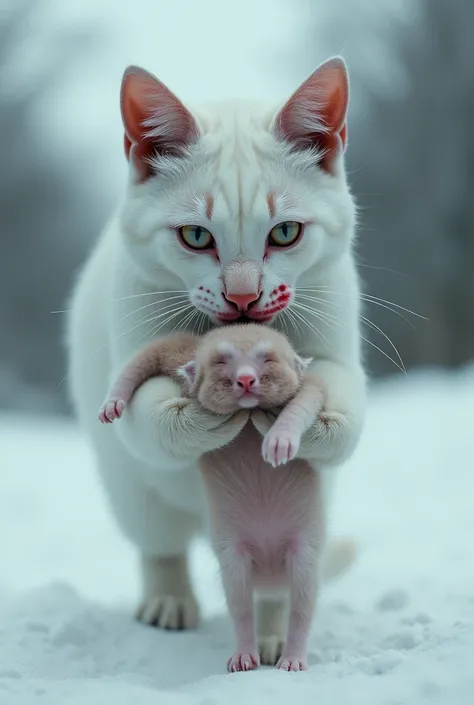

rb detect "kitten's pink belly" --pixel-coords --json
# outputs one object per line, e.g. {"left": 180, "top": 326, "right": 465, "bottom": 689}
{"left": 200, "top": 424, "right": 322, "bottom": 587}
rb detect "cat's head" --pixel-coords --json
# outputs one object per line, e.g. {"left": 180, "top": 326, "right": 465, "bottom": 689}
{"left": 119, "top": 58, "right": 355, "bottom": 326}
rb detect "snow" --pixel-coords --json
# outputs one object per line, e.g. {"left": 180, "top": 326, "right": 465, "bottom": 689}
{"left": 2, "top": 367, "right": 474, "bottom": 704}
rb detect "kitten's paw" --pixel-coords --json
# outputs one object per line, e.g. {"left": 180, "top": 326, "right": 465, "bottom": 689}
{"left": 135, "top": 595, "right": 199, "bottom": 630}
{"left": 98, "top": 399, "right": 125, "bottom": 423}
{"left": 259, "top": 635, "right": 285, "bottom": 665}
{"left": 276, "top": 656, "right": 307, "bottom": 672}
{"left": 262, "top": 425, "right": 301, "bottom": 467}
{"left": 227, "top": 651, "right": 260, "bottom": 673}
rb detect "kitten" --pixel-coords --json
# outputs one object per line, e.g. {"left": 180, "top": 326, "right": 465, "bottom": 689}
{"left": 67, "top": 56, "right": 366, "bottom": 657}
{"left": 98, "top": 323, "right": 326, "bottom": 670}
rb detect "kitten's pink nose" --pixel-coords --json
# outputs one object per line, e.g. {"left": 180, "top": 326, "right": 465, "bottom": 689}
{"left": 224, "top": 292, "right": 261, "bottom": 312}
{"left": 236, "top": 374, "right": 257, "bottom": 392}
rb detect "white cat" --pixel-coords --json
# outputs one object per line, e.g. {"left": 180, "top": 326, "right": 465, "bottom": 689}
{"left": 67, "top": 57, "right": 366, "bottom": 658}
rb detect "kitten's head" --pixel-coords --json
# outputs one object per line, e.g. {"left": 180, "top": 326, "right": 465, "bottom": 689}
{"left": 119, "top": 59, "right": 355, "bottom": 326}
{"left": 178, "top": 324, "right": 311, "bottom": 414}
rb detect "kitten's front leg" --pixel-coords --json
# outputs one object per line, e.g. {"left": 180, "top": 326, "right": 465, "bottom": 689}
{"left": 261, "top": 374, "right": 325, "bottom": 467}
{"left": 297, "top": 360, "right": 366, "bottom": 467}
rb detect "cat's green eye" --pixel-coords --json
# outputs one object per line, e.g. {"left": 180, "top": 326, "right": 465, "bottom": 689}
{"left": 268, "top": 221, "right": 302, "bottom": 247}
{"left": 179, "top": 225, "right": 214, "bottom": 250}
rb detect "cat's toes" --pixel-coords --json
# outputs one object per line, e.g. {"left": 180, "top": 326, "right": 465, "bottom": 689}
{"left": 98, "top": 399, "right": 125, "bottom": 423}
{"left": 135, "top": 595, "right": 199, "bottom": 630}
{"left": 259, "top": 635, "right": 285, "bottom": 665}
{"left": 227, "top": 651, "right": 260, "bottom": 673}
{"left": 276, "top": 656, "right": 307, "bottom": 672}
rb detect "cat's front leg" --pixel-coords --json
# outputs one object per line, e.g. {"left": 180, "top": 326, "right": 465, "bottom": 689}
{"left": 115, "top": 376, "right": 250, "bottom": 470}
{"left": 296, "top": 359, "right": 366, "bottom": 467}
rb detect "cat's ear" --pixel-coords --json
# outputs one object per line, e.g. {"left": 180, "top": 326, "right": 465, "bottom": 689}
{"left": 120, "top": 65, "right": 199, "bottom": 181}
{"left": 294, "top": 355, "right": 313, "bottom": 376}
{"left": 273, "top": 56, "right": 349, "bottom": 173}
{"left": 177, "top": 360, "right": 197, "bottom": 387}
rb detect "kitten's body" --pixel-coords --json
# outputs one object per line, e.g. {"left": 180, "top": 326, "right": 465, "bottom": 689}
{"left": 98, "top": 324, "right": 326, "bottom": 670}
{"left": 67, "top": 58, "right": 366, "bottom": 666}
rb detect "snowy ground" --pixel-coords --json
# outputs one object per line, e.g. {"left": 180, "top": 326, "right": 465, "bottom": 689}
{"left": 2, "top": 367, "right": 474, "bottom": 704}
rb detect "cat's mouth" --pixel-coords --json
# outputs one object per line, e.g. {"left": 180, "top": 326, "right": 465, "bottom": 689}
{"left": 218, "top": 313, "right": 275, "bottom": 325}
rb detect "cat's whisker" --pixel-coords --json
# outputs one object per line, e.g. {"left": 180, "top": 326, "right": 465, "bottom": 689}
{"left": 359, "top": 293, "right": 427, "bottom": 321}
{"left": 171, "top": 306, "right": 200, "bottom": 335}
{"left": 111, "top": 289, "right": 189, "bottom": 302}
{"left": 197, "top": 311, "right": 207, "bottom": 337}
{"left": 289, "top": 306, "right": 331, "bottom": 347}
{"left": 138, "top": 304, "right": 195, "bottom": 343}
{"left": 296, "top": 287, "right": 426, "bottom": 326}
{"left": 51, "top": 292, "right": 189, "bottom": 316}
{"left": 115, "top": 294, "right": 189, "bottom": 327}
{"left": 296, "top": 293, "right": 343, "bottom": 310}
{"left": 116, "top": 300, "right": 192, "bottom": 341}
{"left": 358, "top": 313, "right": 407, "bottom": 373}
{"left": 359, "top": 334, "right": 406, "bottom": 374}
{"left": 292, "top": 302, "right": 340, "bottom": 334}
{"left": 284, "top": 307, "right": 304, "bottom": 339}
{"left": 292, "top": 298, "right": 407, "bottom": 374}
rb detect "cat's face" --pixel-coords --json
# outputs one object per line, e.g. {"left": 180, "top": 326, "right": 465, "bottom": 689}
{"left": 119, "top": 60, "right": 355, "bottom": 327}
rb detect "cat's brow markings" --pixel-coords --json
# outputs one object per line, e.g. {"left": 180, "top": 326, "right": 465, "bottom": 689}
{"left": 267, "top": 192, "right": 276, "bottom": 219}
{"left": 205, "top": 194, "right": 214, "bottom": 220}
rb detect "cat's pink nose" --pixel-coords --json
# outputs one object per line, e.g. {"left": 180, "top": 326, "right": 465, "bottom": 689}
{"left": 236, "top": 374, "right": 257, "bottom": 392}
{"left": 224, "top": 292, "right": 260, "bottom": 312}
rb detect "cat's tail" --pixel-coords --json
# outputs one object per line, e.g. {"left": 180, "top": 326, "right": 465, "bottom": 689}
{"left": 320, "top": 537, "right": 357, "bottom": 584}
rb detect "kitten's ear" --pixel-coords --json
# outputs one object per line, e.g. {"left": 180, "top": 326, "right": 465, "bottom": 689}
{"left": 294, "top": 355, "right": 313, "bottom": 375}
{"left": 273, "top": 56, "right": 349, "bottom": 173}
{"left": 120, "top": 65, "right": 199, "bottom": 181}
{"left": 177, "top": 360, "right": 197, "bottom": 387}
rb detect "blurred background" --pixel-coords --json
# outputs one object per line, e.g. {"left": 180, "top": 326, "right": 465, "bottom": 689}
{"left": 1, "top": 0, "right": 472, "bottom": 417}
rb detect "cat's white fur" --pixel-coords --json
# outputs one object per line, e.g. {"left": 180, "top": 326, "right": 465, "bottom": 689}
{"left": 67, "top": 58, "right": 366, "bottom": 640}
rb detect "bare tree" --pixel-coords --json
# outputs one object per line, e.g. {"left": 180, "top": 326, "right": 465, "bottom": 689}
{"left": 0, "top": 1, "right": 110, "bottom": 414}
{"left": 297, "top": 0, "right": 474, "bottom": 375}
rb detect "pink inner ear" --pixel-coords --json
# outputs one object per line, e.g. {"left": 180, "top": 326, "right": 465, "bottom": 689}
{"left": 120, "top": 65, "right": 198, "bottom": 181}
{"left": 180, "top": 360, "right": 197, "bottom": 386}
{"left": 274, "top": 56, "right": 349, "bottom": 173}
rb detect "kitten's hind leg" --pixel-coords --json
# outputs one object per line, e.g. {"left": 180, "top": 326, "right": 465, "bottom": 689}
{"left": 277, "top": 542, "right": 319, "bottom": 671}
{"left": 219, "top": 544, "right": 260, "bottom": 673}
{"left": 257, "top": 595, "right": 287, "bottom": 665}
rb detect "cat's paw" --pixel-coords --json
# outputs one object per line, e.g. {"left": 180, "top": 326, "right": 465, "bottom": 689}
{"left": 98, "top": 399, "right": 125, "bottom": 423}
{"left": 227, "top": 651, "right": 260, "bottom": 673}
{"left": 135, "top": 595, "right": 199, "bottom": 630}
{"left": 262, "top": 424, "right": 301, "bottom": 467}
{"left": 276, "top": 656, "right": 307, "bottom": 672}
{"left": 297, "top": 410, "right": 357, "bottom": 466}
